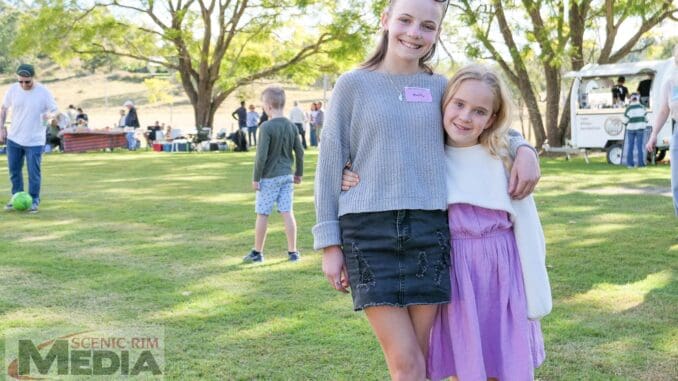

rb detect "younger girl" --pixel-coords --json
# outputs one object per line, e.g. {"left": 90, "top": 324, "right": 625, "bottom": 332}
{"left": 427, "top": 64, "right": 551, "bottom": 380}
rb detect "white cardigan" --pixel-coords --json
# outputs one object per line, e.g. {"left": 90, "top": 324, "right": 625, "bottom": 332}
{"left": 445, "top": 145, "right": 552, "bottom": 320}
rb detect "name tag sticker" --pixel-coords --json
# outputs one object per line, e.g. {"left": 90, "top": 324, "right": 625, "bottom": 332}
{"left": 403, "top": 87, "right": 433, "bottom": 103}
{"left": 671, "top": 86, "right": 678, "bottom": 102}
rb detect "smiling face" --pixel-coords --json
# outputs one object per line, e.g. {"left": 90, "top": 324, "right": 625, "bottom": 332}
{"left": 443, "top": 79, "right": 497, "bottom": 148}
{"left": 381, "top": 0, "right": 443, "bottom": 68}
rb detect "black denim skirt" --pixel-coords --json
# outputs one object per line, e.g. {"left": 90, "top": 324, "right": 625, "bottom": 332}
{"left": 339, "top": 209, "right": 451, "bottom": 311}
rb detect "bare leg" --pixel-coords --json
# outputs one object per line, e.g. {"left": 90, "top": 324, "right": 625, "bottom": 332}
{"left": 280, "top": 211, "right": 297, "bottom": 252}
{"left": 364, "top": 305, "right": 432, "bottom": 381}
{"left": 254, "top": 214, "right": 268, "bottom": 252}
{"left": 408, "top": 304, "right": 439, "bottom": 360}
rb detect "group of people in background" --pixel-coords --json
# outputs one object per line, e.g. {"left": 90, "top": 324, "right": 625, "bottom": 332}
{"left": 43, "top": 105, "right": 89, "bottom": 151}
{"left": 231, "top": 99, "right": 324, "bottom": 151}
{"left": 66, "top": 104, "right": 89, "bottom": 128}
{"left": 232, "top": 101, "right": 265, "bottom": 150}
{"left": 41, "top": 100, "right": 143, "bottom": 152}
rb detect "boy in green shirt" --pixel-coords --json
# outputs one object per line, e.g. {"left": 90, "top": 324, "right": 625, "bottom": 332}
{"left": 244, "top": 86, "right": 304, "bottom": 263}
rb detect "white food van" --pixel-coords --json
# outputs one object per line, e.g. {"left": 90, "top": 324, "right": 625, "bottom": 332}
{"left": 565, "top": 59, "right": 674, "bottom": 165}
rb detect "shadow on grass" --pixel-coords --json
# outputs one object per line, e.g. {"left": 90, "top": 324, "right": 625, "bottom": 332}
{"left": 0, "top": 152, "right": 674, "bottom": 379}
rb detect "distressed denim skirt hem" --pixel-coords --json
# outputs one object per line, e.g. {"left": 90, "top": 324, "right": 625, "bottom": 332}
{"left": 339, "top": 209, "right": 452, "bottom": 312}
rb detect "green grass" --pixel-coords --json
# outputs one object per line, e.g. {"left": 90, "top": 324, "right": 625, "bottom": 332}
{"left": 0, "top": 150, "right": 676, "bottom": 380}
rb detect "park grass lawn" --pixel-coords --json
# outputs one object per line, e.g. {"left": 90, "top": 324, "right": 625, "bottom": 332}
{"left": 0, "top": 149, "right": 676, "bottom": 380}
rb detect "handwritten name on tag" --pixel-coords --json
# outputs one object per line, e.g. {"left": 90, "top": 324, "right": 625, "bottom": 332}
{"left": 403, "top": 87, "right": 433, "bottom": 103}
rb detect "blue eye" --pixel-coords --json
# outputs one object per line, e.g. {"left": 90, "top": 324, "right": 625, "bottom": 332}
{"left": 474, "top": 109, "right": 488, "bottom": 116}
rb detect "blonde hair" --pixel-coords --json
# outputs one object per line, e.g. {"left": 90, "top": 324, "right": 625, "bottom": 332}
{"left": 361, "top": 0, "right": 447, "bottom": 74}
{"left": 443, "top": 64, "right": 513, "bottom": 169}
{"left": 261, "top": 86, "right": 286, "bottom": 110}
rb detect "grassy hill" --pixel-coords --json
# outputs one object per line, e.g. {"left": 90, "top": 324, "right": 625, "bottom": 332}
{"left": 0, "top": 65, "right": 327, "bottom": 133}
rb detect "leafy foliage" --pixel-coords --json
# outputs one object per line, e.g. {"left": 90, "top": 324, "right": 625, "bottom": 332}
{"left": 447, "top": 0, "right": 677, "bottom": 147}
{"left": 14, "top": 0, "right": 377, "bottom": 127}
{"left": 144, "top": 77, "right": 173, "bottom": 104}
{"left": 0, "top": 1, "right": 20, "bottom": 73}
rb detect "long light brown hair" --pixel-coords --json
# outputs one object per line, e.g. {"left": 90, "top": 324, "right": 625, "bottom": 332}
{"left": 361, "top": 0, "right": 448, "bottom": 74}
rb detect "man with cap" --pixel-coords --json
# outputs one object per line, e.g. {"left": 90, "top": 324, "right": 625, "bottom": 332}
{"left": 0, "top": 63, "right": 58, "bottom": 213}
{"left": 123, "top": 100, "right": 140, "bottom": 150}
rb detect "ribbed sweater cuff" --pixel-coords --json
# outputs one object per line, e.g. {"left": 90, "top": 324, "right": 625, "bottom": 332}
{"left": 312, "top": 221, "right": 342, "bottom": 251}
{"left": 513, "top": 141, "right": 538, "bottom": 158}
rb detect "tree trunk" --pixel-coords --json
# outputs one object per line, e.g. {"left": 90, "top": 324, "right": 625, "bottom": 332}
{"left": 193, "top": 97, "right": 221, "bottom": 130}
{"left": 505, "top": 67, "right": 546, "bottom": 147}
{"left": 518, "top": 83, "right": 546, "bottom": 147}
{"left": 556, "top": 0, "right": 588, "bottom": 146}
{"left": 544, "top": 67, "right": 563, "bottom": 146}
{"left": 524, "top": 97, "right": 546, "bottom": 148}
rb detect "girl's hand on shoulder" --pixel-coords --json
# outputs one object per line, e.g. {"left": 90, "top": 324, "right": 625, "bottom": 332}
{"left": 509, "top": 146, "right": 541, "bottom": 200}
{"left": 322, "top": 246, "right": 349, "bottom": 293}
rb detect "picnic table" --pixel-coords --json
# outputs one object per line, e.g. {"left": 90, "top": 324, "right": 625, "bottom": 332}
{"left": 61, "top": 130, "right": 127, "bottom": 153}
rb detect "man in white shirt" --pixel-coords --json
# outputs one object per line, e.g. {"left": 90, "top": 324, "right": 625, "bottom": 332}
{"left": 0, "top": 64, "right": 58, "bottom": 213}
{"left": 288, "top": 101, "right": 307, "bottom": 149}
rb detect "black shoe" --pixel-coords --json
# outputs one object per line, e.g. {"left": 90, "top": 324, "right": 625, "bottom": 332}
{"left": 243, "top": 250, "right": 263, "bottom": 263}
{"left": 288, "top": 251, "right": 300, "bottom": 262}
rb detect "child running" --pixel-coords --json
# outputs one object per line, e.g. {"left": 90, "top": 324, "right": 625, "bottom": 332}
{"left": 426, "top": 64, "right": 552, "bottom": 380}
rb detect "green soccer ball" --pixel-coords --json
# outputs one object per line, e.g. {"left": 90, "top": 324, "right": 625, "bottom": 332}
{"left": 11, "top": 192, "right": 32, "bottom": 211}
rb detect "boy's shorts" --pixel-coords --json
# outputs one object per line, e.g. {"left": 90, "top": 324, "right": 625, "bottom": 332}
{"left": 255, "top": 175, "right": 294, "bottom": 215}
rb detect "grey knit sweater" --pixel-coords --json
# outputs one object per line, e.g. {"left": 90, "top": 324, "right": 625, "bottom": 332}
{"left": 312, "top": 68, "right": 527, "bottom": 250}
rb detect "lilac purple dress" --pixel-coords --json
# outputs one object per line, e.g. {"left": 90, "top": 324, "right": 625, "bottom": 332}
{"left": 428, "top": 203, "right": 545, "bottom": 381}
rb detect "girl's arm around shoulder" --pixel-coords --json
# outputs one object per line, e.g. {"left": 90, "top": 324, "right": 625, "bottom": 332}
{"left": 506, "top": 129, "right": 541, "bottom": 200}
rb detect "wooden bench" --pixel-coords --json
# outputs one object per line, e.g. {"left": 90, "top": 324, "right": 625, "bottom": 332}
{"left": 61, "top": 131, "right": 127, "bottom": 153}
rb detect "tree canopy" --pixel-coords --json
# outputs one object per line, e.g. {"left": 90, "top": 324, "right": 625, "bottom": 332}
{"left": 0, "top": 1, "right": 20, "bottom": 73}
{"left": 14, "top": 0, "right": 377, "bottom": 127}
{"left": 449, "top": 0, "right": 677, "bottom": 147}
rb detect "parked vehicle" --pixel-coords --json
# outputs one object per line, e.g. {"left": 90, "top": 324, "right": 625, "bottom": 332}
{"left": 563, "top": 59, "right": 674, "bottom": 165}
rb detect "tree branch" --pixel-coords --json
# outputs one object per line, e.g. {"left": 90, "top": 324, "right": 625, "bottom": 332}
{"left": 73, "top": 45, "right": 180, "bottom": 71}
{"left": 603, "top": 1, "right": 676, "bottom": 63}
{"left": 212, "top": 32, "right": 334, "bottom": 107}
